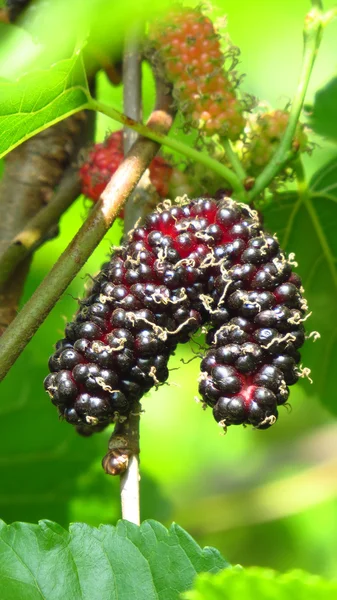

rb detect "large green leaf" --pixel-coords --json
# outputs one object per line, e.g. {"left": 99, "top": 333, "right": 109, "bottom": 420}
{"left": 185, "top": 567, "right": 337, "bottom": 600}
{"left": 263, "top": 159, "right": 337, "bottom": 415}
{"left": 0, "top": 54, "right": 90, "bottom": 159}
{"left": 310, "top": 155, "right": 337, "bottom": 201}
{"left": 0, "top": 0, "right": 173, "bottom": 159}
{"left": 0, "top": 519, "right": 228, "bottom": 600}
{"left": 307, "top": 77, "right": 337, "bottom": 143}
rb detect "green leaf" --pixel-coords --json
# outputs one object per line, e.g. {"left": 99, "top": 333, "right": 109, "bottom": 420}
{"left": 307, "top": 77, "right": 337, "bottom": 143}
{"left": 263, "top": 170, "right": 337, "bottom": 415}
{"left": 185, "top": 567, "right": 337, "bottom": 600}
{"left": 310, "top": 155, "right": 337, "bottom": 201}
{"left": 0, "top": 519, "right": 228, "bottom": 600}
{"left": 0, "top": 54, "right": 90, "bottom": 159}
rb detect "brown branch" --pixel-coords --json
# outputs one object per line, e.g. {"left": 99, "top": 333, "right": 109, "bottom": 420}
{"left": 0, "top": 169, "right": 81, "bottom": 287}
{"left": 0, "top": 259, "right": 32, "bottom": 335}
{"left": 0, "top": 113, "right": 88, "bottom": 254}
{"left": 0, "top": 111, "right": 95, "bottom": 334}
{"left": 0, "top": 77, "right": 174, "bottom": 381}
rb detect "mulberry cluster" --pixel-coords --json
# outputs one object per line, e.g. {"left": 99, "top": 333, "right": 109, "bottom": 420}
{"left": 244, "top": 110, "right": 308, "bottom": 176}
{"left": 44, "top": 197, "right": 308, "bottom": 434}
{"left": 148, "top": 6, "right": 245, "bottom": 139}
{"left": 79, "top": 130, "right": 174, "bottom": 203}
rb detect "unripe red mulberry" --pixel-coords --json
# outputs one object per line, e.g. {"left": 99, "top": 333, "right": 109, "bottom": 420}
{"left": 243, "top": 110, "right": 308, "bottom": 176}
{"left": 79, "top": 130, "right": 174, "bottom": 203}
{"left": 44, "top": 197, "right": 308, "bottom": 434}
{"left": 148, "top": 6, "right": 245, "bottom": 139}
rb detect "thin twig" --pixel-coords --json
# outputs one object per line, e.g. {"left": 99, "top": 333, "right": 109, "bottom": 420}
{"left": 248, "top": 5, "right": 324, "bottom": 200}
{"left": 122, "top": 23, "right": 146, "bottom": 234}
{"left": 0, "top": 80, "right": 174, "bottom": 381}
{"left": 120, "top": 24, "right": 143, "bottom": 526}
{"left": 0, "top": 169, "right": 81, "bottom": 286}
{"left": 123, "top": 25, "right": 142, "bottom": 153}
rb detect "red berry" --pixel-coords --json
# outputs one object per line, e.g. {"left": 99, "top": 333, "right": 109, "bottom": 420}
{"left": 244, "top": 110, "right": 308, "bottom": 176}
{"left": 79, "top": 130, "right": 174, "bottom": 203}
{"left": 148, "top": 6, "right": 245, "bottom": 140}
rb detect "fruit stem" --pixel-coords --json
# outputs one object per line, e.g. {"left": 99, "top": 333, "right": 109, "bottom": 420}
{"left": 222, "top": 138, "right": 247, "bottom": 182}
{"left": 121, "top": 453, "right": 141, "bottom": 524}
{"left": 0, "top": 80, "right": 175, "bottom": 381}
{"left": 0, "top": 169, "right": 80, "bottom": 287}
{"left": 89, "top": 99, "right": 248, "bottom": 201}
{"left": 102, "top": 405, "right": 141, "bottom": 525}
{"left": 248, "top": 5, "right": 324, "bottom": 200}
{"left": 120, "top": 407, "right": 141, "bottom": 526}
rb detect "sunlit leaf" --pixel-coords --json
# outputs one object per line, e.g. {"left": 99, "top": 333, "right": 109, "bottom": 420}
{"left": 0, "top": 519, "right": 228, "bottom": 600}
{"left": 0, "top": 54, "right": 90, "bottom": 159}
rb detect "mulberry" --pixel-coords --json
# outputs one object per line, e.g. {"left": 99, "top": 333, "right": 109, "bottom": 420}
{"left": 44, "top": 197, "right": 308, "bottom": 434}
{"left": 244, "top": 110, "right": 308, "bottom": 177}
{"left": 45, "top": 198, "right": 216, "bottom": 433}
{"left": 148, "top": 6, "right": 245, "bottom": 139}
{"left": 79, "top": 130, "right": 174, "bottom": 203}
{"left": 199, "top": 218, "right": 307, "bottom": 430}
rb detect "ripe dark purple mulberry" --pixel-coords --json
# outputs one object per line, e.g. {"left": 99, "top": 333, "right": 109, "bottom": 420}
{"left": 45, "top": 198, "right": 218, "bottom": 433}
{"left": 198, "top": 209, "right": 308, "bottom": 430}
{"left": 44, "top": 197, "right": 309, "bottom": 434}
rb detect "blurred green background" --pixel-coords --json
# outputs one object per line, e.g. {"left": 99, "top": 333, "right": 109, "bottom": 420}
{"left": 1, "top": 0, "right": 337, "bottom": 580}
